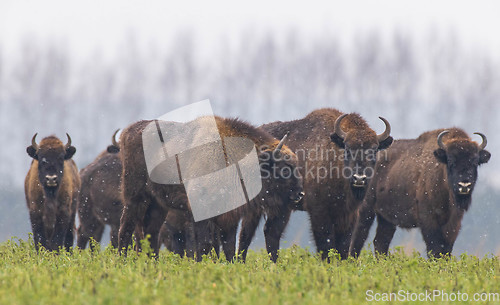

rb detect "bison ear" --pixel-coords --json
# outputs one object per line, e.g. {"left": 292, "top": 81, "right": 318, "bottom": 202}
{"left": 330, "top": 133, "right": 345, "bottom": 149}
{"left": 65, "top": 146, "right": 76, "bottom": 160}
{"left": 433, "top": 148, "right": 447, "bottom": 164}
{"left": 26, "top": 146, "right": 38, "bottom": 160}
{"left": 378, "top": 136, "right": 393, "bottom": 151}
{"left": 479, "top": 150, "right": 491, "bottom": 165}
{"left": 107, "top": 145, "right": 120, "bottom": 154}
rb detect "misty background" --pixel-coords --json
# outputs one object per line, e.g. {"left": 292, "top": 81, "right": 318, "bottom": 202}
{"left": 0, "top": 26, "right": 499, "bottom": 256}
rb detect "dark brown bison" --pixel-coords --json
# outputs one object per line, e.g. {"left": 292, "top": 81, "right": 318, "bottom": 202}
{"left": 25, "top": 133, "right": 80, "bottom": 251}
{"left": 118, "top": 116, "right": 303, "bottom": 260}
{"left": 257, "top": 108, "right": 393, "bottom": 259}
{"left": 350, "top": 128, "right": 491, "bottom": 257}
{"left": 77, "top": 130, "right": 122, "bottom": 249}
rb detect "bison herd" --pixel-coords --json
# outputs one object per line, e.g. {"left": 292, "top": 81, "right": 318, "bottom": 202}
{"left": 24, "top": 108, "right": 491, "bottom": 260}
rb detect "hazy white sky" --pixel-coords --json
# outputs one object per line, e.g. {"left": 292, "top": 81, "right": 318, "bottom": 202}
{"left": 1, "top": 0, "right": 499, "bottom": 58}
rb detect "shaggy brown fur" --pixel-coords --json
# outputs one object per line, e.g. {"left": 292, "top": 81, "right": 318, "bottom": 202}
{"left": 350, "top": 128, "right": 491, "bottom": 257}
{"left": 259, "top": 108, "right": 393, "bottom": 259}
{"left": 25, "top": 135, "right": 80, "bottom": 251}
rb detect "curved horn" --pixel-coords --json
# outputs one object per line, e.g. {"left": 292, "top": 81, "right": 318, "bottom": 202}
{"left": 31, "top": 133, "right": 39, "bottom": 152}
{"left": 65, "top": 133, "right": 72, "bottom": 150}
{"left": 333, "top": 114, "right": 348, "bottom": 140}
{"left": 473, "top": 132, "right": 487, "bottom": 150}
{"left": 275, "top": 132, "right": 289, "bottom": 152}
{"left": 376, "top": 117, "right": 391, "bottom": 142}
{"left": 437, "top": 130, "right": 449, "bottom": 150}
{"left": 112, "top": 129, "right": 120, "bottom": 147}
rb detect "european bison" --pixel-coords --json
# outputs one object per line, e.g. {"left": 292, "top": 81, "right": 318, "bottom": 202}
{"left": 25, "top": 133, "right": 80, "bottom": 251}
{"left": 258, "top": 108, "right": 393, "bottom": 259}
{"left": 118, "top": 116, "right": 303, "bottom": 260}
{"left": 350, "top": 128, "right": 491, "bottom": 257}
{"left": 77, "top": 130, "right": 122, "bottom": 249}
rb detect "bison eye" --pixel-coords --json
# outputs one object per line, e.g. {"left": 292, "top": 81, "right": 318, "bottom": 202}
{"left": 41, "top": 158, "right": 48, "bottom": 165}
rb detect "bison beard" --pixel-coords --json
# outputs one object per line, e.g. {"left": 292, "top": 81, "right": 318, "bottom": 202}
{"left": 118, "top": 116, "right": 303, "bottom": 261}
{"left": 350, "top": 128, "right": 490, "bottom": 258}
{"left": 25, "top": 134, "right": 80, "bottom": 251}
{"left": 258, "top": 108, "right": 392, "bottom": 260}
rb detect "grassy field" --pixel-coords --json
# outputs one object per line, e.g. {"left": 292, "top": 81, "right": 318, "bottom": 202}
{"left": 0, "top": 238, "right": 498, "bottom": 305}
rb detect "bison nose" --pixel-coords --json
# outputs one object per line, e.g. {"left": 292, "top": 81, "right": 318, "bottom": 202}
{"left": 457, "top": 182, "right": 472, "bottom": 195}
{"left": 292, "top": 191, "right": 305, "bottom": 203}
{"left": 45, "top": 175, "right": 58, "bottom": 187}
{"left": 352, "top": 174, "right": 367, "bottom": 187}
{"left": 296, "top": 191, "right": 305, "bottom": 202}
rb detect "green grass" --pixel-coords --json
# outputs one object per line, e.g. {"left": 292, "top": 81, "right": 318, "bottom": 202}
{"left": 0, "top": 238, "right": 498, "bottom": 305}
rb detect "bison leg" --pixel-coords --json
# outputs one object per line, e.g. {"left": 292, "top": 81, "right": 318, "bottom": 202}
{"left": 64, "top": 208, "right": 77, "bottom": 251}
{"left": 158, "top": 222, "right": 171, "bottom": 251}
{"left": 64, "top": 193, "right": 78, "bottom": 252}
{"left": 109, "top": 225, "right": 119, "bottom": 248}
{"left": 64, "top": 226, "right": 75, "bottom": 252}
{"left": 29, "top": 212, "right": 47, "bottom": 251}
{"left": 77, "top": 215, "right": 104, "bottom": 250}
{"left": 76, "top": 226, "right": 90, "bottom": 249}
{"left": 171, "top": 230, "right": 187, "bottom": 256}
{"left": 183, "top": 222, "right": 197, "bottom": 259}
{"left": 238, "top": 210, "right": 262, "bottom": 262}
{"left": 194, "top": 220, "right": 217, "bottom": 260}
{"left": 118, "top": 195, "right": 148, "bottom": 255}
{"left": 161, "top": 220, "right": 187, "bottom": 256}
{"left": 50, "top": 210, "right": 72, "bottom": 251}
{"left": 333, "top": 221, "right": 354, "bottom": 260}
{"left": 310, "top": 213, "right": 335, "bottom": 260}
{"left": 76, "top": 194, "right": 100, "bottom": 249}
{"left": 421, "top": 227, "right": 452, "bottom": 258}
{"left": 89, "top": 224, "right": 105, "bottom": 251}
{"left": 373, "top": 214, "right": 396, "bottom": 255}
{"left": 142, "top": 203, "right": 167, "bottom": 258}
{"left": 219, "top": 223, "right": 238, "bottom": 261}
{"left": 263, "top": 208, "right": 291, "bottom": 263}
{"left": 350, "top": 203, "right": 376, "bottom": 257}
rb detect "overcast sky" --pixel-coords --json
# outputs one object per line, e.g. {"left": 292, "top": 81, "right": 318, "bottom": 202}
{"left": 1, "top": 0, "right": 500, "bottom": 59}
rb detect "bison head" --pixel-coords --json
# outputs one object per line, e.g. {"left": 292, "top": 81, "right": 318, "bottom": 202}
{"left": 260, "top": 133, "right": 305, "bottom": 209}
{"left": 27, "top": 133, "right": 76, "bottom": 191}
{"left": 330, "top": 114, "right": 393, "bottom": 200}
{"left": 434, "top": 130, "right": 490, "bottom": 210}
